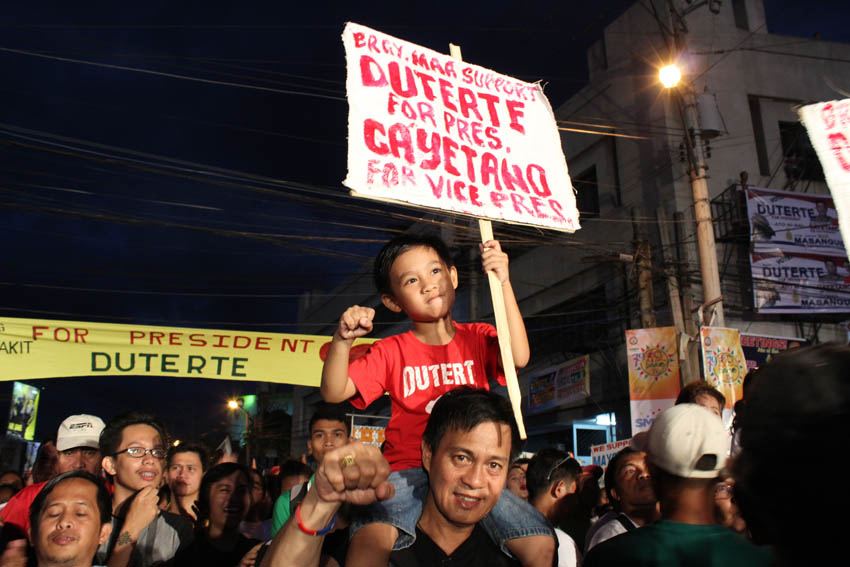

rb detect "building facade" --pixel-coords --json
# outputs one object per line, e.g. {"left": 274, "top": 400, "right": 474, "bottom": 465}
{"left": 290, "top": 0, "right": 850, "bottom": 460}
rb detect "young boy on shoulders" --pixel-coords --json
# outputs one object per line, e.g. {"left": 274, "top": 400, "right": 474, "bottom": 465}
{"left": 321, "top": 233, "right": 555, "bottom": 567}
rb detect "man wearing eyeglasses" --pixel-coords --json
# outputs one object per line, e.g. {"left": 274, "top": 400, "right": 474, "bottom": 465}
{"left": 0, "top": 414, "right": 106, "bottom": 540}
{"left": 95, "top": 411, "right": 193, "bottom": 567}
{"left": 526, "top": 449, "right": 583, "bottom": 567}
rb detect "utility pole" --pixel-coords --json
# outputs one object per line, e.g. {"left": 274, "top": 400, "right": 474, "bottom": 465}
{"left": 675, "top": 211, "right": 701, "bottom": 381}
{"left": 657, "top": 207, "right": 694, "bottom": 384}
{"left": 633, "top": 208, "right": 656, "bottom": 328}
{"left": 660, "top": 2, "right": 725, "bottom": 327}
{"left": 679, "top": 94, "right": 725, "bottom": 326}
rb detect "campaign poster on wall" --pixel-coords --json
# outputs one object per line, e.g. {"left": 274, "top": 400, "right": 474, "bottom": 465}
{"left": 341, "top": 22, "right": 579, "bottom": 232}
{"left": 701, "top": 327, "right": 747, "bottom": 409}
{"left": 751, "top": 249, "right": 850, "bottom": 313}
{"left": 527, "top": 355, "right": 591, "bottom": 413}
{"left": 739, "top": 333, "right": 808, "bottom": 371}
{"left": 745, "top": 186, "right": 844, "bottom": 255}
{"left": 7, "top": 381, "right": 40, "bottom": 440}
{"left": 625, "top": 327, "right": 680, "bottom": 435}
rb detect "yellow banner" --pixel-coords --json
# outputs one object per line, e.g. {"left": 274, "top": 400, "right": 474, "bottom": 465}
{"left": 0, "top": 317, "right": 376, "bottom": 386}
{"left": 700, "top": 327, "right": 747, "bottom": 408}
{"left": 625, "top": 327, "right": 681, "bottom": 400}
{"left": 625, "top": 327, "right": 680, "bottom": 434}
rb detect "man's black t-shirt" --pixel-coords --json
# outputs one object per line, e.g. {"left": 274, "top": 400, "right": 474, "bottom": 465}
{"left": 389, "top": 525, "right": 520, "bottom": 567}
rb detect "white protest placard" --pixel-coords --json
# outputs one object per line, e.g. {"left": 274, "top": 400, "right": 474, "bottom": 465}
{"left": 590, "top": 438, "right": 632, "bottom": 468}
{"left": 342, "top": 22, "right": 579, "bottom": 232}
{"left": 799, "top": 99, "right": 850, "bottom": 255}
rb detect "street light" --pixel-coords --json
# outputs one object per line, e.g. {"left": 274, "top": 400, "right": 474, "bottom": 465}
{"left": 659, "top": 64, "right": 682, "bottom": 88}
{"left": 227, "top": 399, "right": 239, "bottom": 410}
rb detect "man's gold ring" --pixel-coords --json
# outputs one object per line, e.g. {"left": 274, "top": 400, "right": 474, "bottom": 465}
{"left": 340, "top": 454, "right": 356, "bottom": 469}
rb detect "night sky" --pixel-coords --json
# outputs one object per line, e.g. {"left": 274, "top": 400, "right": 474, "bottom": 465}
{"left": 1, "top": 1, "right": 847, "bottom": 443}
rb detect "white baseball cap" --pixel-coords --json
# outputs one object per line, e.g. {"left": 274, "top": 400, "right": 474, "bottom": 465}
{"left": 647, "top": 404, "right": 728, "bottom": 479}
{"left": 56, "top": 414, "right": 105, "bottom": 451}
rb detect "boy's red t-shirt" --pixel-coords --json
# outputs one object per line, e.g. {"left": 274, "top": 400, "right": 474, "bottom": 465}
{"left": 348, "top": 322, "right": 506, "bottom": 472}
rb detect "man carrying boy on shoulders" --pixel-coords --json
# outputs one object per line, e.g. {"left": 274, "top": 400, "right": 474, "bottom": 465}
{"left": 321, "top": 233, "right": 554, "bottom": 567}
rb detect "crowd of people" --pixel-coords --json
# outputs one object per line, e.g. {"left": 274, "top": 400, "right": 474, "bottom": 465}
{"left": 0, "top": 233, "right": 845, "bottom": 566}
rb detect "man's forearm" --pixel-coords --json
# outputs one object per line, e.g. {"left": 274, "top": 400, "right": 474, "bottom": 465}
{"left": 105, "top": 529, "right": 139, "bottom": 567}
{"left": 261, "top": 489, "right": 340, "bottom": 567}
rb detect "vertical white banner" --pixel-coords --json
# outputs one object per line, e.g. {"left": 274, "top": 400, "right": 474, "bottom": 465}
{"left": 799, "top": 99, "right": 850, "bottom": 256}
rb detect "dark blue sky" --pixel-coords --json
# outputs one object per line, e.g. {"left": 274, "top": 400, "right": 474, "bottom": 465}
{"left": 1, "top": 0, "right": 847, "bottom": 443}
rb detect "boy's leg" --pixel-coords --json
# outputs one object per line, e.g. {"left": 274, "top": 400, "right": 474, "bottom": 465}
{"left": 504, "top": 536, "right": 556, "bottom": 567}
{"left": 346, "top": 467, "right": 427, "bottom": 566}
{"left": 345, "top": 523, "right": 397, "bottom": 567}
{"left": 481, "top": 487, "right": 557, "bottom": 567}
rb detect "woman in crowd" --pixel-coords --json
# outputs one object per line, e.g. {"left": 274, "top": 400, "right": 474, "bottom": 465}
{"left": 177, "top": 462, "right": 263, "bottom": 567}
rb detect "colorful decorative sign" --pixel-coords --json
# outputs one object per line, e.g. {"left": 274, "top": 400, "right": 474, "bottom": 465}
{"left": 7, "top": 381, "right": 40, "bottom": 441}
{"left": 342, "top": 22, "right": 578, "bottom": 232}
{"left": 0, "top": 317, "right": 375, "bottom": 385}
{"left": 739, "top": 333, "right": 807, "bottom": 371}
{"left": 527, "top": 354, "right": 591, "bottom": 413}
{"left": 700, "top": 327, "right": 747, "bottom": 408}
{"left": 625, "top": 327, "right": 680, "bottom": 435}
{"left": 352, "top": 425, "right": 386, "bottom": 448}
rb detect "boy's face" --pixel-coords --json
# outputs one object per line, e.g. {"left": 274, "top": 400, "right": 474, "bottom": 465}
{"left": 382, "top": 246, "right": 458, "bottom": 321}
{"left": 103, "top": 424, "right": 164, "bottom": 493}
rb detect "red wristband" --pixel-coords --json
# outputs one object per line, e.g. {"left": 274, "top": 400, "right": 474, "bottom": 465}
{"left": 295, "top": 501, "right": 337, "bottom": 536}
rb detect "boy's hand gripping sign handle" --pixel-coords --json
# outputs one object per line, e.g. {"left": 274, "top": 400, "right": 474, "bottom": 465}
{"left": 450, "top": 44, "right": 527, "bottom": 440}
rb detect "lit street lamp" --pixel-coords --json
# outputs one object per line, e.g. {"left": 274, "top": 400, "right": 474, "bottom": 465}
{"left": 659, "top": 64, "right": 682, "bottom": 89}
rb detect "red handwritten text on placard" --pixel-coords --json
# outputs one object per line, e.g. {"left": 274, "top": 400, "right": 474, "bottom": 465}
{"left": 343, "top": 23, "right": 578, "bottom": 231}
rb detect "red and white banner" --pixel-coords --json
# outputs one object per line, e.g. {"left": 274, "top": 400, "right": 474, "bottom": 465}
{"left": 342, "top": 22, "right": 578, "bottom": 231}
{"left": 590, "top": 439, "right": 632, "bottom": 468}
{"left": 800, "top": 99, "right": 850, "bottom": 258}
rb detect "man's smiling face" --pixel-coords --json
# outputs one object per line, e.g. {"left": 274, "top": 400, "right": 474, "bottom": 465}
{"left": 422, "top": 421, "right": 512, "bottom": 528}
